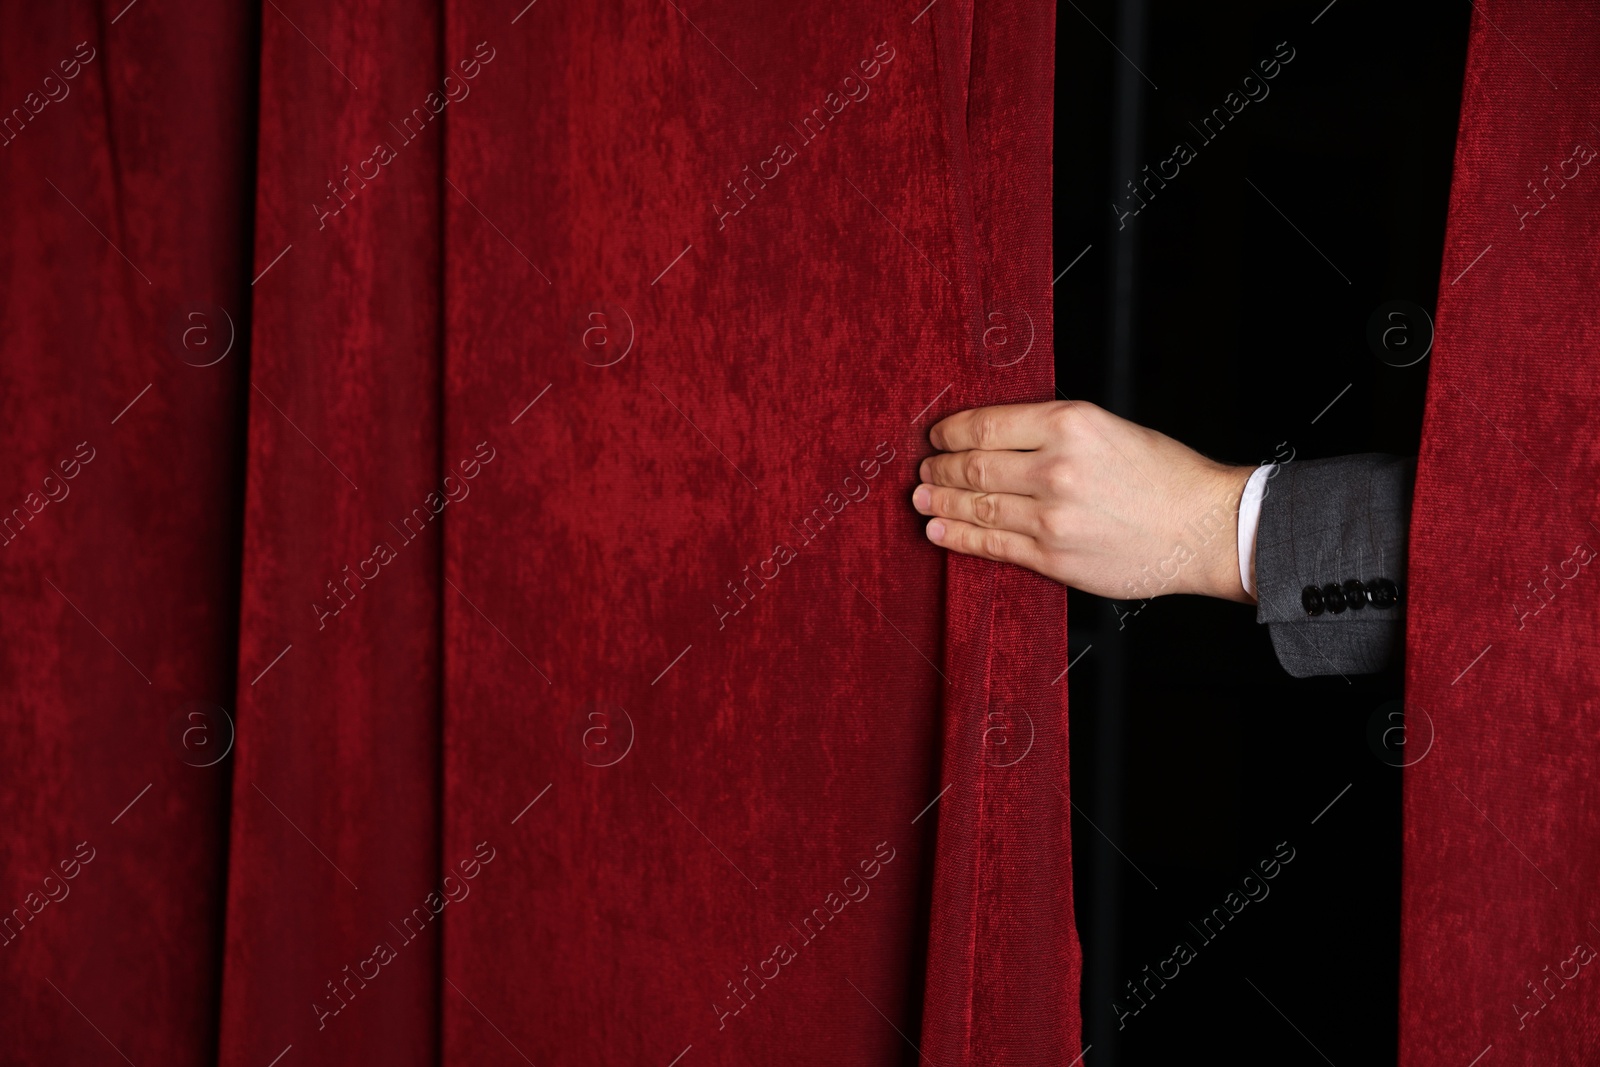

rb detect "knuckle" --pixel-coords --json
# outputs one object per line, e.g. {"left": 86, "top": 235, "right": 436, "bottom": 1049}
{"left": 980, "top": 529, "right": 1011, "bottom": 560}
{"left": 1048, "top": 403, "right": 1077, "bottom": 436}
{"left": 1059, "top": 411, "right": 1091, "bottom": 448}
{"left": 974, "top": 493, "right": 1000, "bottom": 526}
{"left": 1039, "top": 506, "right": 1072, "bottom": 541}
{"left": 970, "top": 412, "right": 998, "bottom": 450}
{"left": 964, "top": 453, "right": 988, "bottom": 489}
{"left": 1041, "top": 459, "right": 1074, "bottom": 496}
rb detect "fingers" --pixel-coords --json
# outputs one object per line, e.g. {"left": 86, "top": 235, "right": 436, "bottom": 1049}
{"left": 913, "top": 484, "right": 1037, "bottom": 534}
{"left": 919, "top": 449, "right": 1039, "bottom": 494}
{"left": 929, "top": 401, "right": 1062, "bottom": 453}
{"left": 925, "top": 518, "right": 1040, "bottom": 569}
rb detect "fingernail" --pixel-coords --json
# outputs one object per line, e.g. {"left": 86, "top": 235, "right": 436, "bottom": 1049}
{"left": 913, "top": 485, "right": 931, "bottom": 511}
{"left": 919, "top": 459, "right": 932, "bottom": 481}
{"left": 926, "top": 520, "right": 945, "bottom": 543}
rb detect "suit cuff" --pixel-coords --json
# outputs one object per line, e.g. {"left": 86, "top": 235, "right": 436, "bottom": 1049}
{"left": 1254, "top": 454, "right": 1413, "bottom": 627}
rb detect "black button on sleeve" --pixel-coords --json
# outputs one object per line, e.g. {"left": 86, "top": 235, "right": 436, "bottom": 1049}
{"left": 1342, "top": 578, "right": 1366, "bottom": 611}
{"left": 1301, "top": 585, "right": 1324, "bottom": 616}
{"left": 1369, "top": 577, "right": 1399, "bottom": 609}
{"left": 1322, "top": 582, "right": 1347, "bottom": 614}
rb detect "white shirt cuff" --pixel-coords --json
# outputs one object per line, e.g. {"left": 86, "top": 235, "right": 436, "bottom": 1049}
{"left": 1238, "top": 464, "right": 1274, "bottom": 600}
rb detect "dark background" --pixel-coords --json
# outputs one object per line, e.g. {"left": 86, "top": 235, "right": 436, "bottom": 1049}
{"left": 1056, "top": 1, "right": 1470, "bottom": 1062}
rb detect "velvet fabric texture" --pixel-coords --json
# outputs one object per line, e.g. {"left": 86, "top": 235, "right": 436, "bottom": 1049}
{"left": 1403, "top": 2, "right": 1600, "bottom": 1063}
{"left": 0, "top": 1, "right": 1074, "bottom": 1064}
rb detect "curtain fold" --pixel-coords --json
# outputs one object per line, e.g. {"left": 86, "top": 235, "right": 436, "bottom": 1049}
{"left": 0, "top": 3, "right": 253, "bottom": 1063}
{"left": 921, "top": 1, "right": 1078, "bottom": 1064}
{"left": 218, "top": 0, "right": 446, "bottom": 1063}
{"left": 1403, "top": 2, "right": 1600, "bottom": 1063}
{"left": 2, "top": 2, "right": 1070, "bottom": 1063}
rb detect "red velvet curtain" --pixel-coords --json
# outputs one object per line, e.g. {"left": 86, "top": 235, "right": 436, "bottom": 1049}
{"left": 0, "top": 2, "right": 254, "bottom": 1062}
{"left": 1403, "top": 2, "right": 1600, "bottom": 1063}
{"left": 1, "top": 2, "right": 1074, "bottom": 1064}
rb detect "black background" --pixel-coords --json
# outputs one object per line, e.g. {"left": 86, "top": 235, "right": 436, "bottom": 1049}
{"left": 1056, "top": 1, "right": 1470, "bottom": 1062}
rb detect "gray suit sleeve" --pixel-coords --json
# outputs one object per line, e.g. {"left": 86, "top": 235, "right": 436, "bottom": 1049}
{"left": 1254, "top": 454, "right": 1416, "bottom": 678}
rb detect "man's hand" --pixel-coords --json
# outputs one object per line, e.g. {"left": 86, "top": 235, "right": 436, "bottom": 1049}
{"left": 914, "top": 400, "right": 1257, "bottom": 603}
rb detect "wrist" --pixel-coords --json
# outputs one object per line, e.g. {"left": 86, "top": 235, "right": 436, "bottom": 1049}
{"left": 1205, "top": 464, "right": 1256, "bottom": 603}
